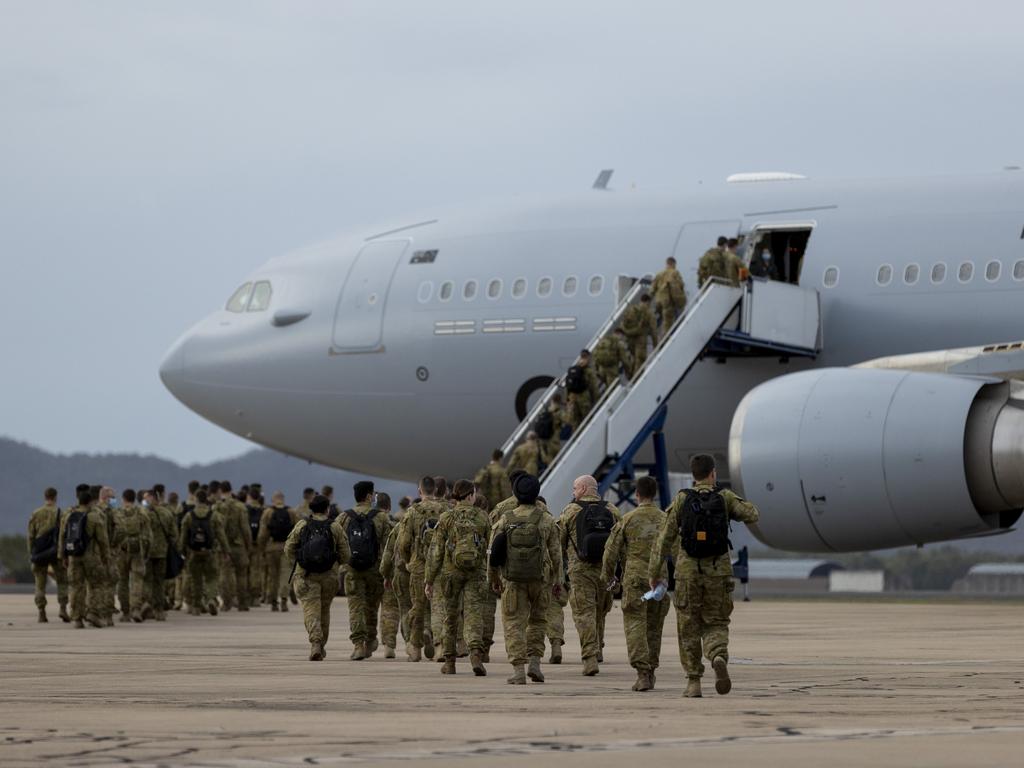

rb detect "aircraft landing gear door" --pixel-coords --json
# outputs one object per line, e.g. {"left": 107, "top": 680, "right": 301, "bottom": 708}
{"left": 330, "top": 240, "right": 409, "bottom": 353}
{"left": 671, "top": 220, "right": 741, "bottom": 290}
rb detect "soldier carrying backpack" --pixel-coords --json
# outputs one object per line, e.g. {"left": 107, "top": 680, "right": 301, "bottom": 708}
{"left": 28, "top": 487, "right": 70, "bottom": 623}
{"left": 58, "top": 488, "right": 111, "bottom": 629}
{"left": 258, "top": 493, "right": 297, "bottom": 612}
{"left": 339, "top": 481, "right": 392, "bottom": 661}
{"left": 176, "top": 490, "right": 229, "bottom": 617}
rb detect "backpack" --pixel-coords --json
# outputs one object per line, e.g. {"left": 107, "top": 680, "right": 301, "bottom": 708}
{"left": 247, "top": 505, "right": 263, "bottom": 544}
{"left": 187, "top": 511, "right": 214, "bottom": 551}
{"left": 30, "top": 509, "right": 61, "bottom": 565}
{"left": 534, "top": 410, "right": 555, "bottom": 440}
{"left": 346, "top": 510, "right": 380, "bottom": 571}
{"left": 296, "top": 518, "right": 337, "bottom": 573}
{"left": 119, "top": 508, "right": 145, "bottom": 553}
{"left": 575, "top": 501, "right": 615, "bottom": 564}
{"left": 267, "top": 507, "right": 293, "bottom": 543}
{"left": 178, "top": 503, "right": 193, "bottom": 529}
{"left": 593, "top": 338, "right": 617, "bottom": 368}
{"left": 503, "top": 508, "right": 545, "bottom": 583}
{"left": 678, "top": 488, "right": 731, "bottom": 559}
{"left": 449, "top": 509, "right": 485, "bottom": 571}
{"left": 64, "top": 509, "right": 90, "bottom": 557}
{"left": 565, "top": 365, "right": 587, "bottom": 394}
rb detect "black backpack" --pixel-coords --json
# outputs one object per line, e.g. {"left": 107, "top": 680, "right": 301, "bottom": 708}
{"left": 64, "top": 509, "right": 89, "bottom": 558}
{"left": 575, "top": 501, "right": 615, "bottom": 563}
{"left": 177, "top": 503, "right": 193, "bottom": 530}
{"left": 187, "top": 512, "right": 214, "bottom": 551}
{"left": 30, "top": 509, "right": 61, "bottom": 565}
{"left": 565, "top": 365, "right": 587, "bottom": 394}
{"left": 346, "top": 510, "right": 380, "bottom": 571}
{"left": 247, "top": 505, "right": 263, "bottom": 544}
{"left": 678, "top": 488, "right": 730, "bottom": 559}
{"left": 534, "top": 410, "right": 555, "bottom": 440}
{"left": 267, "top": 506, "right": 293, "bottom": 543}
{"left": 296, "top": 518, "right": 338, "bottom": 573}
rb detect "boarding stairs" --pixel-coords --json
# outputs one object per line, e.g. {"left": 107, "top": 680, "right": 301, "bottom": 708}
{"left": 501, "top": 277, "right": 823, "bottom": 510}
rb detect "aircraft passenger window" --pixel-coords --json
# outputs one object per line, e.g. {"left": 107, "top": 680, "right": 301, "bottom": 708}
{"left": 463, "top": 280, "right": 477, "bottom": 300}
{"left": 487, "top": 279, "right": 502, "bottom": 299}
{"left": 1014, "top": 260, "right": 1024, "bottom": 280}
{"left": 417, "top": 281, "right": 433, "bottom": 303}
{"left": 904, "top": 264, "right": 920, "bottom": 285}
{"left": 985, "top": 260, "right": 1002, "bottom": 282}
{"left": 226, "top": 282, "right": 252, "bottom": 313}
{"left": 563, "top": 276, "right": 578, "bottom": 296}
{"left": 876, "top": 265, "right": 893, "bottom": 286}
{"left": 439, "top": 281, "right": 454, "bottom": 301}
{"left": 588, "top": 275, "right": 604, "bottom": 296}
{"left": 537, "top": 277, "right": 553, "bottom": 297}
{"left": 248, "top": 281, "right": 272, "bottom": 312}
{"left": 822, "top": 267, "right": 839, "bottom": 288}
{"left": 931, "top": 263, "right": 946, "bottom": 284}
{"left": 512, "top": 278, "right": 527, "bottom": 298}
{"left": 958, "top": 262, "right": 974, "bottom": 283}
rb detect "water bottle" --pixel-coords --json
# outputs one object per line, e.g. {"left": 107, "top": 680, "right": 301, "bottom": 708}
{"left": 642, "top": 582, "right": 667, "bottom": 602}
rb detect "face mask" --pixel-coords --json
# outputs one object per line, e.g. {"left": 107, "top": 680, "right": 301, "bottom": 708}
{"left": 762, "top": 253, "right": 771, "bottom": 261}
{"left": 142, "top": 500, "right": 149, "bottom": 507}
{"left": 108, "top": 498, "right": 118, "bottom": 508}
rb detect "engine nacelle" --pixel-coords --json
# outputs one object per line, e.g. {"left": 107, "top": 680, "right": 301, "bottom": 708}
{"left": 729, "top": 368, "right": 1024, "bottom": 552}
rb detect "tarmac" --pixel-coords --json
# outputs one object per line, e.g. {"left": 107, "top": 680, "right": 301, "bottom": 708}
{"left": 1, "top": 593, "right": 1022, "bottom": 767}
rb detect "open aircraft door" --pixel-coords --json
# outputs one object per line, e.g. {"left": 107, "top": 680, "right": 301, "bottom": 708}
{"left": 330, "top": 240, "right": 409, "bottom": 353}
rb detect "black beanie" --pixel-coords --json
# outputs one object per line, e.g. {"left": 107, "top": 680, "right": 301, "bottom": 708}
{"left": 353, "top": 480, "right": 375, "bottom": 502}
{"left": 513, "top": 474, "right": 540, "bottom": 505}
{"left": 309, "top": 494, "right": 330, "bottom": 515}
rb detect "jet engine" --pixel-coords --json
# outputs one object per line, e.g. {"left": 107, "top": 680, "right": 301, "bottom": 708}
{"left": 728, "top": 368, "right": 1024, "bottom": 552}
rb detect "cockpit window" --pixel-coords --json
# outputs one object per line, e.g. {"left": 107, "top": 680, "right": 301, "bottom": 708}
{"left": 248, "top": 281, "right": 272, "bottom": 312}
{"left": 226, "top": 283, "right": 252, "bottom": 313}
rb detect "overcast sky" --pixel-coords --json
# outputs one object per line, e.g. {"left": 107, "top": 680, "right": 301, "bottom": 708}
{"left": 2, "top": 1, "right": 1022, "bottom": 465}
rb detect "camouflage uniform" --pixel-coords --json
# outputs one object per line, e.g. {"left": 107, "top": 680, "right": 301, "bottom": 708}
{"left": 651, "top": 266, "right": 687, "bottom": 337}
{"left": 489, "top": 503, "right": 562, "bottom": 667}
{"left": 283, "top": 512, "right": 351, "bottom": 652}
{"left": 507, "top": 438, "right": 541, "bottom": 477}
{"left": 216, "top": 496, "right": 252, "bottom": 610}
{"left": 58, "top": 505, "right": 111, "bottom": 625}
{"left": 399, "top": 498, "right": 448, "bottom": 656}
{"left": 620, "top": 302, "right": 658, "bottom": 370}
{"left": 539, "top": 400, "right": 567, "bottom": 467}
{"left": 560, "top": 496, "right": 621, "bottom": 663}
{"left": 602, "top": 502, "right": 670, "bottom": 674}
{"left": 425, "top": 501, "right": 491, "bottom": 659}
{"left": 339, "top": 503, "right": 392, "bottom": 651}
{"left": 173, "top": 501, "right": 192, "bottom": 610}
{"left": 95, "top": 502, "right": 118, "bottom": 623}
{"left": 698, "top": 247, "right": 743, "bottom": 287}
{"left": 112, "top": 503, "right": 151, "bottom": 621}
{"left": 649, "top": 483, "right": 758, "bottom": 678}
{"left": 178, "top": 504, "right": 230, "bottom": 614}
{"left": 566, "top": 364, "right": 601, "bottom": 430}
{"left": 379, "top": 522, "right": 411, "bottom": 653}
{"left": 145, "top": 502, "right": 177, "bottom": 620}
{"left": 473, "top": 462, "right": 512, "bottom": 510}
{"left": 245, "top": 503, "right": 264, "bottom": 605}
{"left": 27, "top": 503, "right": 68, "bottom": 618}
{"left": 257, "top": 504, "right": 299, "bottom": 609}
{"left": 724, "top": 248, "right": 744, "bottom": 285}
{"left": 592, "top": 333, "right": 632, "bottom": 387}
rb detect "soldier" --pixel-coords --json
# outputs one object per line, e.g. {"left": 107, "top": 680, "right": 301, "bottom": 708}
{"left": 621, "top": 294, "right": 658, "bottom": 370}
{"left": 565, "top": 350, "right": 601, "bottom": 430}
{"left": 507, "top": 432, "right": 541, "bottom": 477}
{"left": 27, "top": 487, "right": 69, "bottom": 623}
{"left": 377, "top": 492, "right": 408, "bottom": 659}
{"left": 546, "top": 509, "right": 569, "bottom": 664}
{"left": 258, "top": 490, "right": 298, "bottom": 611}
{"left": 473, "top": 450, "right": 512, "bottom": 510}
{"left": 284, "top": 494, "right": 351, "bottom": 661}
{"left": 559, "top": 475, "right": 620, "bottom": 676}
{"left": 649, "top": 454, "right": 759, "bottom": 697}
{"left": 59, "top": 488, "right": 111, "bottom": 628}
{"left": 339, "top": 481, "right": 392, "bottom": 660}
{"left": 216, "top": 480, "right": 251, "bottom": 611}
{"left": 398, "top": 476, "right": 446, "bottom": 662}
{"left": 295, "top": 487, "right": 315, "bottom": 520}
{"left": 173, "top": 480, "right": 200, "bottom": 611}
{"left": 725, "top": 238, "right": 745, "bottom": 284}
{"left": 245, "top": 487, "right": 265, "bottom": 607}
{"left": 179, "top": 489, "right": 230, "bottom": 616}
{"left": 144, "top": 489, "right": 176, "bottom": 621}
{"left": 651, "top": 256, "right": 688, "bottom": 338}
{"left": 602, "top": 476, "right": 670, "bottom": 692}
{"left": 113, "top": 489, "right": 151, "bottom": 622}
{"left": 88, "top": 486, "right": 118, "bottom": 626}
{"left": 322, "top": 485, "right": 340, "bottom": 520}
{"left": 425, "top": 479, "right": 491, "bottom": 675}
{"left": 697, "top": 236, "right": 730, "bottom": 287}
{"left": 537, "top": 394, "right": 566, "bottom": 467}
{"left": 592, "top": 327, "right": 632, "bottom": 387}
{"left": 489, "top": 474, "right": 562, "bottom": 685}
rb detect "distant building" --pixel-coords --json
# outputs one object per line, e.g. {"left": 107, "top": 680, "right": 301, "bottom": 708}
{"left": 953, "top": 563, "right": 1024, "bottom": 594}
{"left": 749, "top": 558, "right": 844, "bottom": 593}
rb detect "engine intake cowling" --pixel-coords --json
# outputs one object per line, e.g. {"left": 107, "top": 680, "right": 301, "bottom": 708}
{"left": 729, "top": 368, "right": 1024, "bottom": 552}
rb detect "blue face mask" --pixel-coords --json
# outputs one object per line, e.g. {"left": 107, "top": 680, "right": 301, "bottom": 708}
{"left": 141, "top": 500, "right": 149, "bottom": 507}
{"left": 762, "top": 253, "right": 771, "bottom": 261}
{"left": 109, "top": 498, "right": 119, "bottom": 508}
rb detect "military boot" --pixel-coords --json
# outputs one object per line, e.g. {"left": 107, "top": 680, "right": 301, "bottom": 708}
{"left": 636, "top": 670, "right": 653, "bottom": 692}
{"left": 207, "top": 601, "right": 219, "bottom": 616}
{"left": 270, "top": 600, "right": 279, "bottom": 612}
{"left": 527, "top": 656, "right": 545, "bottom": 683}
{"left": 155, "top": 612, "right": 167, "bottom": 622}
{"left": 684, "top": 677, "right": 703, "bottom": 698}
{"left": 712, "top": 656, "right": 732, "bottom": 695}
{"left": 549, "top": 640, "right": 563, "bottom": 664}
{"left": 310, "top": 642, "right": 324, "bottom": 661}
{"left": 582, "top": 656, "right": 599, "bottom": 676}
{"left": 441, "top": 657, "right": 456, "bottom": 674}
{"left": 74, "top": 618, "right": 85, "bottom": 629}
{"left": 650, "top": 670, "right": 657, "bottom": 690}
{"left": 104, "top": 615, "right": 115, "bottom": 627}
{"left": 507, "top": 664, "right": 527, "bottom": 685}
{"left": 59, "top": 604, "right": 71, "bottom": 623}
{"left": 37, "top": 607, "right": 47, "bottom": 623}
{"left": 119, "top": 612, "right": 131, "bottom": 623}
{"left": 385, "top": 645, "right": 396, "bottom": 659}
{"left": 86, "top": 615, "right": 104, "bottom": 628}
{"left": 470, "top": 649, "right": 487, "bottom": 677}
{"left": 408, "top": 645, "right": 422, "bottom": 662}
{"left": 350, "top": 642, "right": 367, "bottom": 661}
{"left": 280, "top": 600, "right": 289, "bottom": 613}
{"left": 423, "top": 629, "right": 435, "bottom": 659}
{"left": 597, "top": 649, "right": 604, "bottom": 663}
{"left": 456, "top": 639, "right": 468, "bottom": 658}
{"left": 131, "top": 611, "right": 143, "bottom": 623}
{"left": 367, "top": 638, "right": 379, "bottom": 656}
{"left": 482, "top": 647, "right": 491, "bottom": 663}
{"left": 141, "top": 604, "right": 155, "bottom": 620}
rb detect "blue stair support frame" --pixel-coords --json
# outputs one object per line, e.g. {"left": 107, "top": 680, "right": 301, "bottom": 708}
{"left": 597, "top": 404, "right": 672, "bottom": 510}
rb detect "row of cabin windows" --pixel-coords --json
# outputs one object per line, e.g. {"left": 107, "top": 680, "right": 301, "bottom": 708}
{"left": 874, "top": 259, "right": 1024, "bottom": 287}
{"left": 420, "top": 274, "right": 604, "bottom": 304}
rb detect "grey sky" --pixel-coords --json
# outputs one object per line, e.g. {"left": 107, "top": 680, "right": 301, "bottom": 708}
{"left": 2, "top": 1, "right": 1022, "bottom": 465}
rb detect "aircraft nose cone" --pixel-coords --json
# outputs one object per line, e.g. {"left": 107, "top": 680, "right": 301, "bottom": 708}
{"left": 159, "top": 335, "right": 186, "bottom": 397}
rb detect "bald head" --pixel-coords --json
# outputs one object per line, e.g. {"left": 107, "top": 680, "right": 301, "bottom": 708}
{"left": 573, "top": 475, "right": 598, "bottom": 499}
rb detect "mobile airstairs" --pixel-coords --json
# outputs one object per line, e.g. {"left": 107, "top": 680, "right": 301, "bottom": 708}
{"left": 501, "top": 277, "right": 823, "bottom": 510}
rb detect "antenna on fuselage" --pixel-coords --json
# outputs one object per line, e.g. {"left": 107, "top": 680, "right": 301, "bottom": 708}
{"left": 592, "top": 169, "right": 614, "bottom": 190}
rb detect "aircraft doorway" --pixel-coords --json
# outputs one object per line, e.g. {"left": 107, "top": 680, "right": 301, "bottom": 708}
{"left": 330, "top": 240, "right": 409, "bottom": 353}
{"left": 743, "top": 224, "right": 813, "bottom": 285}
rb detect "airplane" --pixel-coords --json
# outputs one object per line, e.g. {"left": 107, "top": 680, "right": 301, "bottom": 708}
{"left": 160, "top": 169, "right": 1024, "bottom": 553}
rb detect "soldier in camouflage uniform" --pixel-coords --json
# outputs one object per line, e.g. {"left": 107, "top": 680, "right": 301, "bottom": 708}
{"left": 144, "top": 489, "right": 177, "bottom": 621}
{"left": 651, "top": 257, "right": 687, "bottom": 338}
{"left": 258, "top": 490, "right": 298, "bottom": 611}
{"left": 173, "top": 481, "right": 200, "bottom": 610}
{"left": 538, "top": 394, "right": 566, "bottom": 468}
{"left": 399, "top": 477, "right": 447, "bottom": 661}
{"left": 339, "top": 481, "right": 392, "bottom": 660}
{"left": 620, "top": 295, "right": 658, "bottom": 370}
{"left": 649, "top": 454, "right": 759, "bottom": 697}
{"left": 473, "top": 450, "right": 512, "bottom": 510}
{"left": 489, "top": 474, "right": 562, "bottom": 685}
{"left": 284, "top": 494, "right": 351, "bottom": 660}
{"left": 559, "top": 475, "right": 621, "bottom": 676}
{"left": 215, "top": 481, "right": 251, "bottom": 611}
{"left": 425, "top": 479, "right": 491, "bottom": 675}
{"left": 602, "top": 476, "right": 670, "bottom": 692}
{"left": 244, "top": 487, "right": 265, "bottom": 607}
{"left": 507, "top": 432, "right": 541, "bottom": 477}
{"left": 592, "top": 327, "right": 633, "bottom": 387}
{"left": 565, "top": 350, "right": 602, "bottom": 430}
{"left": 698, "top": 236, "right": 743, "bottom": 287}
{"left": 179, "top": 490, "right": 230, "bottom": 616}
{"left": 92, "top": 486, "right": 118, "bottom": 626}
{"left": 59, "top": 488, "right": 111, "bottom": 628}
{"left": 376, "top": 492, "right": 407, "bottom": 658}
{"left": 546, "top": 557, "right": 569, "bottom": 664}
{"left": 27, "top": 487, "right": 69, "bottom": 623}
{"left": 113, "top": 489, "right": 151, "bottom": 622}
